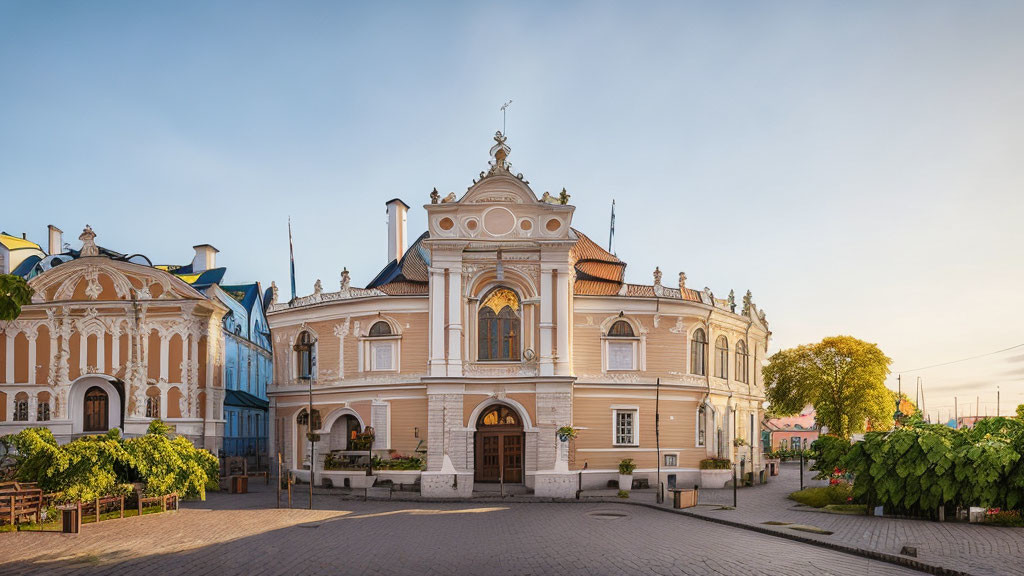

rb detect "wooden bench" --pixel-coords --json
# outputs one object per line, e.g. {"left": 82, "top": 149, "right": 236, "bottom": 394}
{"left": 0, "top": 482, "right": 44, "bottom": 526}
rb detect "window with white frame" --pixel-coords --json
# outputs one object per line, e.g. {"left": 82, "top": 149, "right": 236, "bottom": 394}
{"left": 715, "top": 336, "right": 729, "bottom": 379}
{"left": 605, "top": 320, "right": 638, "bottom": 371}
{"left": 365, "top": 321, "right": 398, "bottom": 372}
{"left": 613, "top": 408, "right": 638, "bottom": 446}
{"left": 697, "top": 405, "right": 707, "bottom": 447}
{"left": 690, "top": 328, "right": 707, "bottom": 375}
{"left": 664, "top": 453, "right": 678, "bottom": 467}
{"left": 736, "top": 339, "right": 749, "bottom": 383}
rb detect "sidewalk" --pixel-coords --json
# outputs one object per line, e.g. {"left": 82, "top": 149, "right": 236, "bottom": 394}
{"left": 672, "top": 462, "right": 1023, "bottom": 576}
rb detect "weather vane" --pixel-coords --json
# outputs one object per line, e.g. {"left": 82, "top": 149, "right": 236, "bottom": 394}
{"left": 501, "top": 100, "right": 513, "bottom": 135}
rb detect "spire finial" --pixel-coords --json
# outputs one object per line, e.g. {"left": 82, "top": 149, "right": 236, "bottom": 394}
{"left": 490, "top": 131, "right": 511, "bottom": 168}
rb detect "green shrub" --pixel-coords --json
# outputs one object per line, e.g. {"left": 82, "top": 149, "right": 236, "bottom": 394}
{"left": 810, "top": 435, "right": 851, "bottom": 479}
{"left": 985, "top": 510, "right": 1024, "bottom": 526}
{"left": 4, "top": 420, "right": 218, "bottom": 503}
{"left": 617, "top": 489, "right": 629, "bottom": 499}
{"left": 789, "top": 484, "right": 853, "bottom": 508}
{"left": 699, "top": 457, "right": 732, "bottom": 470}
{"left": 618, "top": 458, "right": 636, "bottom": 475}
{"left": 841, "top": 418, "right": 1024, "bottom": 516}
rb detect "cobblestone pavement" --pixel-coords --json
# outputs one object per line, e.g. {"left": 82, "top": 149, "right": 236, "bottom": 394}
{"left": 678, "top": 462, "right": 1024, "bottom": 576}
{"left": 0, "top": 483, "right": 918, "bottom": 576}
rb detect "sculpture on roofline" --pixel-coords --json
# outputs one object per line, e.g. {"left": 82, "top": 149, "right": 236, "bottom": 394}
{"left": 742, "top": 290, "right": 753, "bottom": 316}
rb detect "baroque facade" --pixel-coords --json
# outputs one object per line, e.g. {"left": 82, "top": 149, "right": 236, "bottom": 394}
{"left": 267, "top": 133, "right": 770, "bottom": 495}
{"left": 0, "top": 227, "right": 230, "bottom": 450}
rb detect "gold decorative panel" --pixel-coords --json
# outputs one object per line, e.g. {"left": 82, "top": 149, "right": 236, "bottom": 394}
{"left": 481, "top": 288, "right": 519, "bottom": 314}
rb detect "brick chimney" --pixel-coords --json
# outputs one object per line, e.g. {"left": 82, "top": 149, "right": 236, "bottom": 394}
{"left": 386, "top": 199, "right": 409, "bottom": 263}
{"left": 47, "top": 225, "right": 63, "bottom": 255}
{"left": 191, "top": 244, "right": 219, "bottom": 273}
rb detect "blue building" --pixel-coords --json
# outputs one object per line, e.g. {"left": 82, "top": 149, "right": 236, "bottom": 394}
{"left": 164, "top": 245, "right": 273, "bottom": 463}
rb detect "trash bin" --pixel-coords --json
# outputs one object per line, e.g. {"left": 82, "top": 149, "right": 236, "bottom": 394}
{"left": 60, "top": 504, "right": 80, "bottom": 534}
{"left": 231, "top": 475, "right": 248, "bottom": 494}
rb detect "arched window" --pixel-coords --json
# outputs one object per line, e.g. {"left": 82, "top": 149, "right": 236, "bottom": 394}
{"left": 690, "top": 329, "right": 707, "bottom": 375}
{"left": 479, "top": 405, "right": 520, "bottom": 427}
{"left": 606, "top": 320, "right": 638, "bottom": 371}
{"left": 608, "top": 320, "right": 634, "bottom": 337}
{"left": 37, "top": 392, "right": 51, "bottom": 422}
{"left": 145, "top": 387, "right": 161, "bottom": 419}
{"left": 478, "top": 288, "right": 521, "bottom": 361}
{"left": 365, "top": 321, "right": 398, "bottom": 371}
{"left": 715, "top": 336, "right": 729, "bottom": 379}
{"left": 297, "top": 407, "right": 322, "bottom": 429}
{"left": 13, "top": 392, "right": 28, "bottom": 422}
{"left": 736, "top": 340, "right": 749, "bottom": 383}
{"left": 294, "top": 331, "right": 315, "bottom": 379}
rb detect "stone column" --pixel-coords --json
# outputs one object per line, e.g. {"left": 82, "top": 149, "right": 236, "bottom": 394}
{"left": 555, "top": 268, "right": 570, "bottom": 376}
{"left": 539, "top": 267, "right": 554, "bottom": 377}
{"left": 96, "top": 331, "right": 105, "bottom": 374}
{"left": 26, "top": 330, "right": 37, "bottom": 385}
{"left": 447, "top": 268, "right": 462, "bottom": 377}
{"left": 428, "top": 267, "right": 446, "bottom": 377}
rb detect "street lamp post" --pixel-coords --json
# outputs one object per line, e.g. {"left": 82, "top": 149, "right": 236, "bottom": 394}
{"left": 295, "top": 334, "right": 317, "bottom": 510}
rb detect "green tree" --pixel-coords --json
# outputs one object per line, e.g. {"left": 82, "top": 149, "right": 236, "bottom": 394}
{"left": 763, "top": 335, "right": 892, "bottom": 439}
{"left": 1016, "top": 404, "right": 1024, "bottom": 421}
{"left": 0, "top": 274, "right": 34, "bottom": 322}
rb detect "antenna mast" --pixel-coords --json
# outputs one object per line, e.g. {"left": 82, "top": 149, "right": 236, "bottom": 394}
{"left": 500, "top": 100, "right": 513, "bottom": 135}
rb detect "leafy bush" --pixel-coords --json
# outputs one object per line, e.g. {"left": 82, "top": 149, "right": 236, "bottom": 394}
{"left": 810, "top": 435, "right": 851, "bottom": 479}
{"left": 789, "top": 484, "right": 853, "bottom": 508}
{"left": 371, "top": 454, "right": 425, "bottom": 470}
{"left": 699, "top": 457, "right": 732, "bottom": 470}
{"left": 841, "top": 418, "right": 1024, "bottom": 516}
{"left": 986, "top": 510, "right": 1024, "bottom": 527}
{"left": 617, "top": 489, "right": 629, "bottom": 498}
{"left": 4, "top": 421, "right": 218, "bottom": 503}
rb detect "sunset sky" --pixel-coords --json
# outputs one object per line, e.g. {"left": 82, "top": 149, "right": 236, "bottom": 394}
{"left": 3, "top": 1, "right": 1023, "bottom": 418}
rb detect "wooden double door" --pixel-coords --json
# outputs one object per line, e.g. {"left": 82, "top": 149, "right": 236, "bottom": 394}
{"left": 475, "top": 429, "right": 524, "bottom": 483}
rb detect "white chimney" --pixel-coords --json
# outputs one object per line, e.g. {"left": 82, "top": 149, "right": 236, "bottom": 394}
{"left": 47, "top": 225, "right": 63, "bottom": 255}
{"left": 191, "top": 244, "right": 219, "bottom": 273}
{"left": 386, "top": 199, "right": 409, "bottom": 263}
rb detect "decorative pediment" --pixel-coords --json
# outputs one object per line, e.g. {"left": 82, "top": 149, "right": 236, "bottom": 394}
{"left": 28, "top": 258, "right": 208, "bottom": 304}
{"left": 425, "top": 133, "right": 575, "bottom": 241}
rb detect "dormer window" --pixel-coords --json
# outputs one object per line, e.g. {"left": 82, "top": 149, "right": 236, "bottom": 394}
{"left": 364, "top": 320, "right": 399, "bottom": 372}
{"left": 478, "top": 288, "right": 521, "bottom": 361}
{"left": 604, "top": 319, "right": 640, "bottom": 371}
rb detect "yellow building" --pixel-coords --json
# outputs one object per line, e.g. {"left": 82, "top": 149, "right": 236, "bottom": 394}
{"left": 267, "top": 132, "right": 770, "bottom": 496}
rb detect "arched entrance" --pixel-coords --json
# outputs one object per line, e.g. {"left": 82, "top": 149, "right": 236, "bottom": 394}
{"left": 474, "top": 404, "right": 524, "bottom": 483}
{"left": 84, "top": 386, "right": 109, "bottom": 432}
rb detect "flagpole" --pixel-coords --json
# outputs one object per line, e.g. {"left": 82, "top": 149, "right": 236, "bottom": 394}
{"left": 608, "top": 200, "right": 616, "bottom": 253}
{"left": 288, "top": 217, "right": 297, "bottom": 302}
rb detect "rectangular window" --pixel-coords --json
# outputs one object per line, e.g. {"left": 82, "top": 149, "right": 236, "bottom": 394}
{"left": 613, "top": 409, "right": 638, "bottom": 446}
{"left": 664, "top": 454, "right": 678, "bottom": 467}
{"left": 607, "top": 341, "right": 635, "bottom": 371}
{"left": 791, "top": 437, "right": 801, "bottom": 450}
{"left": 371, "top": 342, "right": 395, "bottom": 371}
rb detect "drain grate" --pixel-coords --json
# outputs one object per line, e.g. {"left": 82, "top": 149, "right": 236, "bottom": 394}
{"left": 587, "top": 510, "right": 629, "bottom": 520}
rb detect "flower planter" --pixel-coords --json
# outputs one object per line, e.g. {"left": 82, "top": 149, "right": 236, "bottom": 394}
{"left": 700, "top": 469, "right": 732, "bottom": 489}
{"left": 618, "top": 474, "right": 633, "bottom": 491}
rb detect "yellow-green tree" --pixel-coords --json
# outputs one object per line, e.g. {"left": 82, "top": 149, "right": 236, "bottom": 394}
{"left": 0, "top": 274, "right": 34, "bottom": 322}
{"left": 763, "top": 336, "right": 893, "bottom": 439}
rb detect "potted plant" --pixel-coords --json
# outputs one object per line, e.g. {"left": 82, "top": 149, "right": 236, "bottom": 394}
{"left": 699, "top": 457, "right": 733, "bottom": 489}
{"left": 618, "top": 458, "right": 636, "bottom": 491}
{"left": 556, "top": 426, "right": 578, "bottom": 442}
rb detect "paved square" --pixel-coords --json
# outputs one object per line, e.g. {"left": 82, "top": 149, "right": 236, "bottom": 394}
{"left": 0, "top": 484, "right": 920, "bottom": 576}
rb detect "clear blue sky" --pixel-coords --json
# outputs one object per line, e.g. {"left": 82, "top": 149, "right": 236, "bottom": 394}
{"left": 3, "top": 1, "right": 1023, "bottom": 417}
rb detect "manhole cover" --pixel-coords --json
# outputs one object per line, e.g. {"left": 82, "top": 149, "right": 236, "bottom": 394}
{"left": 587, "top": 510, "right": 629, "bottom": 520}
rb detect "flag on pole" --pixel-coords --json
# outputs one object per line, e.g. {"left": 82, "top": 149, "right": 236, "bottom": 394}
{"left": 288, "top": 217, "right": 297, "bottom": 302}
{"left": 608, "top": 199, "right": 616, "bottom": 254}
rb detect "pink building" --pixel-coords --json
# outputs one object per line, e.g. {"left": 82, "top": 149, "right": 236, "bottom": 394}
{"left": 764, "top": 409, "right": 819, "bottom": 451}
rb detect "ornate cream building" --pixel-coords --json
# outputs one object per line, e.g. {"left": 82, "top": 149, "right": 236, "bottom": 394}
{"left": 0, "top": 226, "right": 229, "bottom": 449}
{"left": 267, "top": 133, "right": 770, "bottom": 496}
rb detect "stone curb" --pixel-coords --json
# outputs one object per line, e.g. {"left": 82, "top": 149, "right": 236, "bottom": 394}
{"left": 649, "top": 505, "right": 975, "bottom": 576}
{"left": 298, "top": 490, "right": 976, "bottom": 576}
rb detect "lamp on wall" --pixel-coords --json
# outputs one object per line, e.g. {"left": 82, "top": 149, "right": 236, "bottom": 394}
{"left": 414, "top": 427, "right": 419, "bottom": 439}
